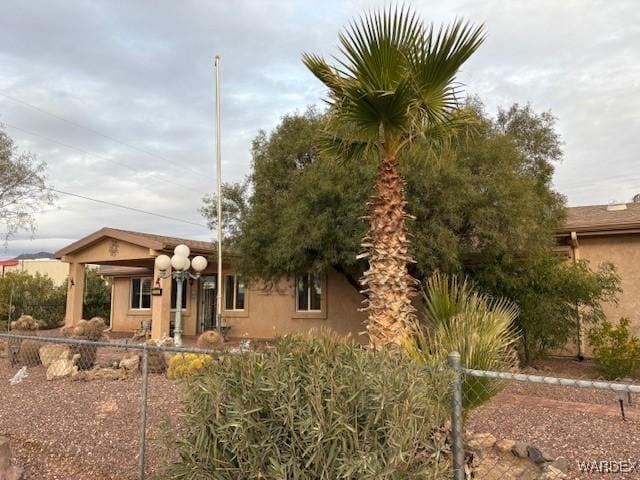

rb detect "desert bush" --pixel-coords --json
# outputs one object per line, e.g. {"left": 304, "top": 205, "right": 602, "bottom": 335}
{"left": 167, "top": 353, "right": 213, "bottom": 380}
{"left": 161, "top": 333, "right": 452, "bottom": 479}
{"left": 405, "top": 273, "right": 519, "bottom": 411}
{"left": 588, "top": 318, "right": 640, "bottom": 380}
{"left": 18, "top": 339, "right": 44, "bottom": 366}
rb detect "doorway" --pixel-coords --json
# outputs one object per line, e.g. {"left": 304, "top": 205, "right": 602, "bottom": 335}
{"left": 199, "top": 275, "right": 217, "bottom": 333}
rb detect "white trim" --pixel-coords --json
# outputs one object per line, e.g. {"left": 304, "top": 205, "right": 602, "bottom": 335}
{"left": 223, "top": 274, "right": 246, "bottom": 311}
{"left": 129, "top": 277, "right": 152, "bottom": 310}
{"left": 295, "top": 273, "right": 323, "bottom": 312}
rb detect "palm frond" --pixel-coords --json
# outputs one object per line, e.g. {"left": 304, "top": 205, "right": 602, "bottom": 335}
{"left": 303, "top": 7, "right": 484, "bottom": 159}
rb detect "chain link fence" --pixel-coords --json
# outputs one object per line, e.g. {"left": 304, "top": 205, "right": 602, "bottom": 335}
{"left": 449, "top": 352, "right": 640, "bottom": 479}
{"left": 0, "top": 333, "right": 220, "bottom": 480}
{"left": 2, "top": 335, "right": 639, "bottom": 479}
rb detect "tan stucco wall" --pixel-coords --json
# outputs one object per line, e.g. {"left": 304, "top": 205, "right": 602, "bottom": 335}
{"left": 110, "top": 276, "right": 198, "bottom": 336}
{"left": 3, "top": 259, "right": 75, "bottom": 286}
{"left": 63, "top": 239, "right": 155, "bottom": 264}
{"left": 109, "top": 268, "right": 367, "bottom": 341}
{"left": 575, "top": 234, "right": 640, "bottom": 343}
{"left": 224, "top": 270, "right": 367, "bottom": 341}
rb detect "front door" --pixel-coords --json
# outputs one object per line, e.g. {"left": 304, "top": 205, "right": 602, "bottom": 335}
{"left": 199, "top": 275, "right": 217, "bottom": 333}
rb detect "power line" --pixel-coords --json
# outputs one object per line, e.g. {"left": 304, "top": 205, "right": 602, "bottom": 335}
{"left": 3, "top": 122, "right": 210, "bottom": 194}
{"left": 0, "top": 90, "right": 206, "bottom": 178}
{"left": 49, "top": 187, "right": 209, "bottom": 229}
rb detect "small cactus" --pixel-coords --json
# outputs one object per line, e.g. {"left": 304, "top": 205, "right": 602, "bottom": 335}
{"left": 63, "top": 317, "right": 108, "bottom": 369}
{"left": 196, "top": 330, "right": 224, "bottom": 350}
{"left": 11, "top": 314, "right": 40, "bottom": 331}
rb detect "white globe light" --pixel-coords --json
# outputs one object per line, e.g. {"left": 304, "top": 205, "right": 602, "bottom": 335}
{"left": 192, "top": 256, "right": 208, "bottom": 272}
{"left": 183, "top": 257, "right": 191, "bottom": 271}
{"left": 171, "top": 254, "right": 187, "bottom": 271}
{"left": 174, "top": 244, "right": 190, "bottom": 258}
{"left": 154, "top": 254, "right": 171, "bottom": 271}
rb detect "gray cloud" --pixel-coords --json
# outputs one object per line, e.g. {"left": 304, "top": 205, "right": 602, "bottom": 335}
{"left": 1, "top": 0, "right": 639, "bottom": 257}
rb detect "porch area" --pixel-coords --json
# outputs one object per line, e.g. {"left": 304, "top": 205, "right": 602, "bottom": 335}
{"left": 54, "top": 227, "right": 229, "bottom": 340}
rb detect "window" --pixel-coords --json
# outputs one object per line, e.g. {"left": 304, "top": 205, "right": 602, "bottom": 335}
{"left": 224, "top": 274, "right": 246, "bottom": 310}
{"left": 170, "top": 278, "right": 188, "bottom": 310}
{"left": 130, "top": 277, "right": 152, "bottom": 309}
{"left": 296, "top": 273, "right": 322, "bottom": 311}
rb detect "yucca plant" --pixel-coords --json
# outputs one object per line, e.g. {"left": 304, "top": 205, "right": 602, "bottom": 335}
{"left": 303, "top": 7, "right": 484, "bottom": 347}
{"left": 405, "top": 273, "right": 519, "bottom": 410}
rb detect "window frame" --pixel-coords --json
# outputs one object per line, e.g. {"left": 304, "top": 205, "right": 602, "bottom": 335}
{"left": 224, "top": 274, "right": 246, "bottom": 311}
{"left": 130, "top": 277, "right": 152, "bottom": 310}
{"left": 295, "top": 272, "right": 323, "bottom": 313}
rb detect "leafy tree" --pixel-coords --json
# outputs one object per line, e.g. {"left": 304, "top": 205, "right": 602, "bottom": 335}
{"left": 203, "top": 101, "right": 619, "bottom": 359}
{"left": 301, "top": 7, "right": 484, "bottom": 346}
{"left": 473, "top": 250, "right": 620, "bottom": 362}
{"left": 82, "top": 268, "right": 112, "bottom": 320}
{"left": 0, "top": 271, "right": 66, "bottom": 329}
{"left": 0, "top": 269, "right": 112, "bottom": 331}
{"left": 0, "top": 126, "right": 55, "bottom": 240}
{"left": 200, "top": 181, "right": 250, "bottom": 243}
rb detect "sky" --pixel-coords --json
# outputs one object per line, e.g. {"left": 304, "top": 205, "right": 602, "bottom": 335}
{"left": 0, "top": 0, "right": 639, "bottom": 257}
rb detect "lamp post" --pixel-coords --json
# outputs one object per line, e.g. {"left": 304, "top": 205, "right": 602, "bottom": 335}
{"left": 155, "top": 244, "right": 208, "bottom": 347}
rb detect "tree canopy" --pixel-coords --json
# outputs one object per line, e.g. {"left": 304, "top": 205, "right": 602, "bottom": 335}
{"left": 202, "top": 101, "right": 620, "bottom": 359}
{"left": 0, "top": 127, "right": 55, "bottom": 240}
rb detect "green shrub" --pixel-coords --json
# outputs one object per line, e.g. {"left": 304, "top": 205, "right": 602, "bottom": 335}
{"left": 404, "top": 273, "right": 519, "bottom": 411}
{"left": 588, "top": 318, "right": 640, "bottom": 380}
{"left": 161, "top": 333, "right": 452, "bottom": 479}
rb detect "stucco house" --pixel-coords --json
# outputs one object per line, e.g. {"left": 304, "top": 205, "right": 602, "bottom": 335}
{"left": 54, "top": 227, "right": 366, "bottom": 341}
{"left": 556, "top": 201, "right": 640, "bottom": 355}
{"left": 55, "top": 203, "right": 640, "bottom": 349}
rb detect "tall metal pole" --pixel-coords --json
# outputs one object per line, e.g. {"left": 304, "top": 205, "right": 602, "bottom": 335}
{"left": 215, "top": 55, "right": 223, "bottom": 335}
{"left": 173, "top": 273, "right": 184, "bottom": 347}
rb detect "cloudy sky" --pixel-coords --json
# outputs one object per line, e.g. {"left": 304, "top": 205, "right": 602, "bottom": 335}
{"left": 1, "top": 0, "right": 639, "bottom": 257}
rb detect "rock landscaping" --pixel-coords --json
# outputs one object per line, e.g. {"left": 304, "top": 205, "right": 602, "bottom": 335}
{"left": 465, "top": 432, "right": 568, "bottom": 479}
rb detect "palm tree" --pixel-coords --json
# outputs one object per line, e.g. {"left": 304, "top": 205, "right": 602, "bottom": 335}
{"left": 303, "top": 7, "right": 484, "bottom": 347}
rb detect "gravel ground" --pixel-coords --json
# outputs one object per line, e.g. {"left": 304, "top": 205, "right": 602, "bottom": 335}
{"left": 0, "top": 359, "right": 181, "bottom": 480}
{"left": 468, "top": 381, "right": 640, "bottom": 479}
{"left": 2, "top": 347, "right": 639, "bottom": 479}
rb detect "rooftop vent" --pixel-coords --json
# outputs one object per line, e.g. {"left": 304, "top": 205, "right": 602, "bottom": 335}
{"left": 607, "top": 203, "right": 628, "bottom": 211}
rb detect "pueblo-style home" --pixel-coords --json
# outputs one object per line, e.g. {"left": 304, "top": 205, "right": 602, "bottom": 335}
{"left": 56, "top": 202, "right": 640, "bottom": 350}
{"left": 54, "top": 228, "right": 366, "bottom": 341}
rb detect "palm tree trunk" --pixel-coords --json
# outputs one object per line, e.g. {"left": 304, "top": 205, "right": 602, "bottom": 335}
{"left": 360, "top": 155, "right": 417, "bottom": 347}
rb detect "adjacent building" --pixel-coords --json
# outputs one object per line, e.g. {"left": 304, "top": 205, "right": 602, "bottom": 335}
{"left": 556, "top": 201, "right": 640, "bottom": 355}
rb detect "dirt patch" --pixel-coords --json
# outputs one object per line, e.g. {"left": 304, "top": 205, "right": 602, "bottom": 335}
{"left": 0, "top": 360, "right": 181, "bottom": 479}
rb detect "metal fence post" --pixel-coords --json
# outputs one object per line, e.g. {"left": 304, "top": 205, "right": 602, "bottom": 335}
{"left": 138, "top": 344, "right": 149, "bottom": 480}
{"left": 448, "top": 351, "right": 465, "bottom": 480}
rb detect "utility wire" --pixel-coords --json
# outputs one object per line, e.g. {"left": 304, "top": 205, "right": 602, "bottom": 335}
{"left": 0, "top": 90, "right": 206, "bottom": 177}
{"left": 49, "top": 187, "right": 209, "bottom": 229}
{"left": 2, "top": 122, "right": 211, "bottom": 194}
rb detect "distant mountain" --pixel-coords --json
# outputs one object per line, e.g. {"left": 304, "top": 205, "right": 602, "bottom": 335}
{"left": 16, "top": 252, "right": 55, "bottom": 260}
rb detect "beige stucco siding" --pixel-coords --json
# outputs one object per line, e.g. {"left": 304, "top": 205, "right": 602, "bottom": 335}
{"left": 109, "top": 269, "right": 366, "bottom": 341}
{"left": 110, "top": 276, "right": 198, "bottom": 336}
{"left": 3, "top": 259, "right": 79, "bottom": 286}
{"left": 574, "top": 234, "right": 640, "bottom": 340}
{"left": 225, "top": 270, "right": 366, "bottom": 341}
